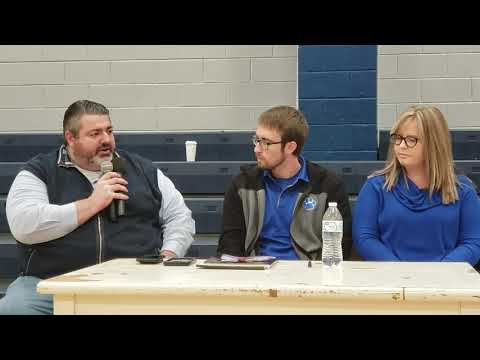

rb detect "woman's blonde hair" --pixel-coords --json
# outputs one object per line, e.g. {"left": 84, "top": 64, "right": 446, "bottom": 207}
{"left": 372, "top": 106, "right": 459, "bottom": 204}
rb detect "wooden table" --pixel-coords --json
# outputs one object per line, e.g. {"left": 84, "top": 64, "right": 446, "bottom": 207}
{"left": 37, "top": 259, "right": 480, "bottom": 314}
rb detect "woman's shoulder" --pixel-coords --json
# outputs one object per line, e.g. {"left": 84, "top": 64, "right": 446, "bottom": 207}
{"left": 359, "top": 174, "right": 387, "bottom": 195}
{"left": 366, "top": 174, "right": 386, "bottom": 187}
{"left": 456, "top": 175, "right": 479, "bottom": 196}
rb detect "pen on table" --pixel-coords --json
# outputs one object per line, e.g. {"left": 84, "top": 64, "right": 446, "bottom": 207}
{"left": 308, "top": 260, "right": 312, "bottom": 268}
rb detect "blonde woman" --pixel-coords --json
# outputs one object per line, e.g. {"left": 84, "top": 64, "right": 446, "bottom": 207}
{"left": 353, "top": 106, "right": 480, "bottom": 266}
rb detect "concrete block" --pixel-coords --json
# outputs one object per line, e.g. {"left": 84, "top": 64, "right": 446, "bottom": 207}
{"left": 378, "top": 79, "right": 420, "bottom": 103}
{"left": 110, "top": 60, "right": 203, "bottom": 83}
{"left": 109, "top": 108, "right": 158, "bottom": 130}
{"left": 43, "top": 46, "right": 88, "bottom": 61}
{"left": 378, "top": 45, "right": 422, "bottom": 54}
{"left": 228, "top": 82, "right": 296, "bottom": 105}
{"left": 0, "top": 108, "right": 64, "bottom": 131}
{"left": 204, "top": 59, "right": 251, "bottom": 82}
{"left": 252, "top": 58, "right": 297, "bottom": 81}
{"left": 43, "top": 85, "right": 90, "bottom": 107}
{"left": 273, "top": 45, "right": 297, "bottom": 57}
{"left": 0, "top": 86, "right": 44, "bottom": 108}
{"left": 226, "top": 45, "right": 273, "bottom": 57}
{"left": 0, "top": 63, "right": 65, "bottom": 85}
{"left": 421, "top": 79, "right": 471, "bottom": 102}
{"left": 397, "top": 54, "right": 447, "bottom": 78}
{"left": 0, "top": 45, "right": 43, "bottom": 61}
{"left": 378, "top": 55, "right": 397, "bottom": 78}
{"left": 89, "top": 84, "right": 180, "bottom": 107}
{"left": 65, "top": 62, "right": 110, "bottom": 84}
{"left": 447, "top": 54, "right": 480, "bottom": 77}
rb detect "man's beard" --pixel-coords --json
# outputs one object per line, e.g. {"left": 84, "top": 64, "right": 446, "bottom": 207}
{"left": 92, "top": 152, "right": 113, "bottom": 167}
{"left": 256, "top": 153, "right": 287, "bottom": 171}
{"left": 69, "top": 145, "right": 113, "bottom": 170}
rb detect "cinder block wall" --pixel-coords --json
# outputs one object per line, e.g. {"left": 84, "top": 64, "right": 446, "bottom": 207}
{"left": 298, "top": 45, "right": 377, "bottom": 161}
{"left": 0, "top": 45, "right": 297, "bottom": 132}
{"left": 378, "top": 45, "right": 480, "bottom": 130}
{"left": 5, "top": 45, "right": 479, "bottom": 136}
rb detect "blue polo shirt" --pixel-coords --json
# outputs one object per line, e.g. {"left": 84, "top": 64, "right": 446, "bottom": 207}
{"left": 258, "top": 156, "right": 309, "bottom": 259}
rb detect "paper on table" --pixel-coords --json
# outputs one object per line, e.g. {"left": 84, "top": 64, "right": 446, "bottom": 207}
{"left": 220, "top": 254, "right": 276, "bottom": 263}
{"left": 197, "top": 254, "right": 278, "bottom": 270}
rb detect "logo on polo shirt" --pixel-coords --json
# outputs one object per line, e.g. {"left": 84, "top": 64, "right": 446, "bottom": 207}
{"left": 303, "top": 196, "right": 317, "bottom": 210}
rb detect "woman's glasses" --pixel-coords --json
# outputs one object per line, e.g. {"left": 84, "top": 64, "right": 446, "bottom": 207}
{"left": 390, "top": 134, "right": 419, "bottom": 148}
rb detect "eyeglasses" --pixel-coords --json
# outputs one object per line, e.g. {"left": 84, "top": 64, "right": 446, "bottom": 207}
{"left": 390, "top": 134, "right": 419, "bottom": 148}
{"left": 251, "top": 136, "right": 282, "bottom": 150}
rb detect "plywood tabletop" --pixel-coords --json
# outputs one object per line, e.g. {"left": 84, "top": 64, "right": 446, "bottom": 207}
{"left": 37, "top": 259, "right": 480, "bottom": 303}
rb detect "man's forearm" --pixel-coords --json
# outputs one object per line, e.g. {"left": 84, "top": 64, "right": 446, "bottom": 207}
{"left": 75, "top": 197, "right": 103, "bottom": 226}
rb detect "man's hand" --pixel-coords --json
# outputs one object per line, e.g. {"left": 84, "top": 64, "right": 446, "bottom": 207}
{"left": 75, "top": 172, "right": 129, "bottom": 225}
{"left": 160, "top": 250, "right": 177, "bottom": 259}
{"left": 89, "top": 172, "right": 129, "bottom": 213}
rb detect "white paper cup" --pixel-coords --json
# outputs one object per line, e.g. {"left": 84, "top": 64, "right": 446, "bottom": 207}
{"left": 185, "top": 141, "right": 197, "bottom": 162}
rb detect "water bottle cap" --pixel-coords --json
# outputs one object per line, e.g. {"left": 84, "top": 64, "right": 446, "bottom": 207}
{"left": 328, "top": 202, "right": 337, "bottom": 207}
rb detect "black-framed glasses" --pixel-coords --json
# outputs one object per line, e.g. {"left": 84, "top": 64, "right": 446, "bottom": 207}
{"left": 390, "top": 134, "right": 419, "bottom": 148}
{"left": 251, "top": 135, "right": 282, "bottom": 150}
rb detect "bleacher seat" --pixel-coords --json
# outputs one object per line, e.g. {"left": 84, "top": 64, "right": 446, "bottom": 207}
{"left": 1, "top": 161, "right": 478, "bottom": 197}
{"left": 0, "top": 198, "right": 7, "bottom": 233}
{"left": 0, "top": 132, "right": 255, "bottom": 162}
{"left": 0, "top": 163, "right": 24, "bottom": 194}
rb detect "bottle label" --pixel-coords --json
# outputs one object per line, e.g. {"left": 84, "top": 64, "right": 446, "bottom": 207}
{"left": 322, "top": 220, "right": 343, "bottom": 233}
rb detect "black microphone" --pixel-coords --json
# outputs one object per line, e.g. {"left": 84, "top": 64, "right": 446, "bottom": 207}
{"left": 112, "top": 157, "right": 127, "bottom": 217}
{"left": 100, "top": 160, "right": 117, "bottom": 222}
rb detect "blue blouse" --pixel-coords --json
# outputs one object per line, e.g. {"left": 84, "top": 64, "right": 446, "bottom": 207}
{"left": 353, "top": 174, "right": 480, "bottom": 266}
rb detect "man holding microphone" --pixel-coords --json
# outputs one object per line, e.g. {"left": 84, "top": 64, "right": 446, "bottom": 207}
{"left": 0, "top": 100, "right": 195, "bottom": 315}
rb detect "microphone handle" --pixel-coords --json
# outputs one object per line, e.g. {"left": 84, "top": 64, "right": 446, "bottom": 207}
{"left": 109, "top": 201, "right": 117, "bottom": 222}
{"left": 117, "top": 199, "right": 125, "bottom": 216}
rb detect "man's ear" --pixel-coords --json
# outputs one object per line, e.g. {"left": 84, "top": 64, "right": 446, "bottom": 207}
{"left": 284, "top": 141, "right": 298, "bottom": 155}
{"left": 64, "top": 131, "right": 76, "bottom": 147}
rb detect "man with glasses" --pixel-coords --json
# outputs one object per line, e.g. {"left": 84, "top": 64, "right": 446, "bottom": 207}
{"left": 217, "top": 105, "right": 352, "bottom": 260}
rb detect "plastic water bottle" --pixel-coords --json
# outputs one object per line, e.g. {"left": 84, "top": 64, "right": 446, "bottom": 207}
{"left": 322, "top": 202, "right": 343, "bottom": 267}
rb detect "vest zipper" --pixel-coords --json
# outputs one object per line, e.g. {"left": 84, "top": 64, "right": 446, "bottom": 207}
{"left": 84, "top": 175, "right": 103, "bottom": 264}
{"left": 25, "top": 249, "right": 37, "bottom": 274}
{"left": 97, "top": 215, "right": 103, "bottom": 263}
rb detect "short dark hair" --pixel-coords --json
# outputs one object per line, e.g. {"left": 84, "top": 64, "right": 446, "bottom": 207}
{"left": 258, "top": 105, "right": 309, "bottom": 156}
{"left": 63, "top": 100, "right": 110, "bottom": 143}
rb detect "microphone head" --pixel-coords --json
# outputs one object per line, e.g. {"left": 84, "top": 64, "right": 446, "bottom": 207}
{"left": 112, "top": 157, "right": 126, "bottom": 174}
{"left": 100, "top": 161, "right": 113, "bottom": 174}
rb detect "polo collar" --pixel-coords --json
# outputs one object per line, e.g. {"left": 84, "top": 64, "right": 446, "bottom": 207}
{"left": 56, "top": 144, "right": 121, "bottom": 168}
{"left": 262, "top": 155, "right": 309, "bottom": 183}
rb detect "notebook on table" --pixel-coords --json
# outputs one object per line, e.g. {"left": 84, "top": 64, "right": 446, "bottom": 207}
{"left": 196, "top": 254, "right": 278, "bottom": 270}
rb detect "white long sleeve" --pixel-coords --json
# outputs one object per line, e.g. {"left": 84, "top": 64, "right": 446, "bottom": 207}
{"left": 6, "top": 170, "right": 79, "bottom": 244}
{"left": 157, "top": 169, "right": 195, "bottom": 257}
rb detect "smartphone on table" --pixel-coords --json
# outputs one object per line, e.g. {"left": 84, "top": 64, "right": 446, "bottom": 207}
{"left": 136, "top": 254, "right": 163, "bottom": 264}
{"left": 163, "top": 257, "right": 196, "bottom": 266}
